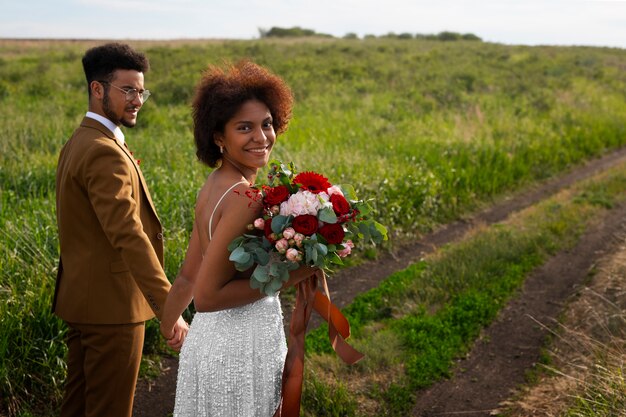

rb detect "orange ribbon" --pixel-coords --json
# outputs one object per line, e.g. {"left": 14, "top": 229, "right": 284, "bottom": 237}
{"left": 274, "top": 271, "right": 364, "bottom": 417}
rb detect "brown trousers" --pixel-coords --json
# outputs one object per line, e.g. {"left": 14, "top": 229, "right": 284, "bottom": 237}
{"left": 60, "top": 322, "right": 145, "bottom": 417}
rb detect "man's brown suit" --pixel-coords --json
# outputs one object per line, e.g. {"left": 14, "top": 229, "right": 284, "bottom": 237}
{"left": 54, "top": 117, "right": 171, "bottom": 416}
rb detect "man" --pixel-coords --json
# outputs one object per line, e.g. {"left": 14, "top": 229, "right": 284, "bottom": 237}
{"left": 53, "top": 43, "right": 188, "bottom": 417}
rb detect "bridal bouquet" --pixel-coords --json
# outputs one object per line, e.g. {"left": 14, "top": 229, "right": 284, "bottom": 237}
{"left": 228, "top": 160, "right": 388, "bottom": 295}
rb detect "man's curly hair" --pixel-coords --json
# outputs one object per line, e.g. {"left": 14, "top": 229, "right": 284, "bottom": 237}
{"left": 192, "top": 61, "right": 293, "bottom": 167}
{"left": 82, "top": 43, "right": 149, "bottom": 95}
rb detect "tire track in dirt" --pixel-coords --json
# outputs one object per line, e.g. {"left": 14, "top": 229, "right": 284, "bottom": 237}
{"left": 133, "top": 146, "right": 626, "bottom": 417}
{"left": 411, "top": 193, "right": 626, "bottom": 416}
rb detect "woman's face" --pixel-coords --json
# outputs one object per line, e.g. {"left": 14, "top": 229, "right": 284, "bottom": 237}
{"left": 216, "top": 99, "right": 276, "bottom": 170}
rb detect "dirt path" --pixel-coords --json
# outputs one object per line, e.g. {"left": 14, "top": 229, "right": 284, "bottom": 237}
{"left": 411, "top": 200, "right": 626, "bottom": 416}
{"left": 132, "top": 147, "right": 626, "bottom": 417}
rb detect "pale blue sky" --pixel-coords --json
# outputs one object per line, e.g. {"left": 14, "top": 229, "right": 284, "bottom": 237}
{"left": 1, "top": 0, "right": 625, "bottom": 48}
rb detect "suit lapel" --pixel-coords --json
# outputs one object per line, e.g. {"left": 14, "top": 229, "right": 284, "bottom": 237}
{"left": 115, "top": 139, "right": 160, "bottom": 221}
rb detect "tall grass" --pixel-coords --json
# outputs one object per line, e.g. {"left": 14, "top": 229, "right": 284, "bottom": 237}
{"left": 1, "top": 39, "right": 626, "bottom": 415}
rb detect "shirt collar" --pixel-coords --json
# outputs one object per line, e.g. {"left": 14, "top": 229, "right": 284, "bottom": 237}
{"left": 85, "top": 112, "right": 125, "bottom": 145}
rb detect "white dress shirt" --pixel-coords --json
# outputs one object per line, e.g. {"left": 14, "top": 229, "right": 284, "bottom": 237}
{"left": 85, "top": 111, "right": 125, "bottom": 145}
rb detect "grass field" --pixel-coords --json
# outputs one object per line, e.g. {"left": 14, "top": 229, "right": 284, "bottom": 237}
{"left": 1, "top": 38, "right": 625, "bottom": 415}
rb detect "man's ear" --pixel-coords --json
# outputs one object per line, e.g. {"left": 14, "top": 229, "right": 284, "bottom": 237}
{"left": 90, "top": 80, "right": 105, "bottom": 100}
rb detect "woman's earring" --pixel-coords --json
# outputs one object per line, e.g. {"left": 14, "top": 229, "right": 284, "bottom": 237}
{"left": 219, "top": 145, "right": 224, "bottom": 154}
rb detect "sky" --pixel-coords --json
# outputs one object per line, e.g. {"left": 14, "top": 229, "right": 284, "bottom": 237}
{"left": 1, "top": 0, "right": 625, "bottom": 49}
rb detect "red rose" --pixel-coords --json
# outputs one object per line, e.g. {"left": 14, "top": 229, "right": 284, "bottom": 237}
{"left": 318, "top": 223, "right": 345, "bottom": 245}
{"left": 264, "top": 217, "right": 276, "bottom": 242}
{"left": 292, "top": 215, "right": 318, "bottom": 236}
{"left": 264, "top": 186, "right": 290, "bottom": 206}
{"left": 329, "top": 193, "right": 351, "bottom": 215}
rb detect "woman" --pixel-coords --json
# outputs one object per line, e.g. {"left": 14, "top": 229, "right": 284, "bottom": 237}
{"left": 160, "top": 61, "right": 315, "bottom": 416}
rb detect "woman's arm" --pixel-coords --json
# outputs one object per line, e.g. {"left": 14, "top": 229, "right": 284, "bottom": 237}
{"left": 192, "top": 184, "right": 317, "bottom": 311}
{"left": 160, "top": 223, "right": 203, "bottom": 339}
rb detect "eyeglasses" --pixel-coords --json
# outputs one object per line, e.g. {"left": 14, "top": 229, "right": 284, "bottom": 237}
{"left": 99, "top": 81, "right": 151, "bottom": 102}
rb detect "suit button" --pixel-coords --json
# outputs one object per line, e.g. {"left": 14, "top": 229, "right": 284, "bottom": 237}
{"left": 156, "top": 232, "right": 163, "bottom": 240}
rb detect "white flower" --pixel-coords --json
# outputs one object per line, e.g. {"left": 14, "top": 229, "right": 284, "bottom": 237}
{"left": 317, "top": 191, "right": 333, "bottom": 209}
{"left": 279, "top": 190, "right": 322, "bottom": 217}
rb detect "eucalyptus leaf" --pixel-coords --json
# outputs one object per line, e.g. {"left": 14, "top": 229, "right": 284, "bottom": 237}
{"left": 305, "top": 245, "right": 314, "bottom": 264}
{"left": 271, "top": 215, "right": 291, "bottom": 234}
{"left": 278, "top": 266, "right": 290, "bottom": 283}
{"left": 227, "top": 236, "right": 245, "bottom": 251}
{"left": 239, "top": 257, "right": 254, "bottom": 271}
{"left": 265, "top": 277, "right": 283, "bottom": 296}
{"left": 229, "top": 247, "right": 251, "bottom": 265}
{"left": 269, "top": 262, "right": 281, "bottom": 278}
{"left": 315, "top": 243, "right": 328, "bottom": 256}
{"left": 253, "top": 247, "right": 270, "bottom": 265}
{"left": 253, "top": 264, "right": 271, "bottom": 283}
{"left": 250, "top": 275, "right": 262, "bottom": 289}
{"left": 318, "top": 207, "right": 337, "bottom": 224}
{"left": 244, "top": 241, "right": 263, "bottom": 251}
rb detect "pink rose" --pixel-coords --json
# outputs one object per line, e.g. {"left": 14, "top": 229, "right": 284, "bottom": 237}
{"left": 337, "top": 240, "right": 354, "bottom": 258}
{"left": 282, "top": 227, "right": 296, "bottom": 240}
{"left": 275, "top": 238, "right": 289, "bottom": 254}
{"left": 293, "top": 233, "right": 305, "bottom": 247}
{"left": 286, "top": 248, "right": 302, "bottom": 262}
{"left": 326, "top": 185, "right": 344, "bottom": 196}
{"left": 253, "top": 218, "right": 265, "bottom": 230}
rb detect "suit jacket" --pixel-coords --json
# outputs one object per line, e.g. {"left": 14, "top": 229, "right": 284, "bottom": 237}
{"left": 53, "top": 117, "right": 171, "bottom": 324}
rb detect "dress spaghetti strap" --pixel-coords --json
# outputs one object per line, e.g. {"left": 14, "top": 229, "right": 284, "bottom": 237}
{"left": 208, "top": 180, "right": 248, "bottom": 241}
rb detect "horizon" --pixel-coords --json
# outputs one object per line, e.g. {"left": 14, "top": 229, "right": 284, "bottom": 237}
{"left": 1, "top": 0, "right": 626, "bottom": 49}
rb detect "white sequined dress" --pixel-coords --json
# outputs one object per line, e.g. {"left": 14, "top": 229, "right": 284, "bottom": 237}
{"left": 173, "top": 294, "right": 287, "bottom": 417}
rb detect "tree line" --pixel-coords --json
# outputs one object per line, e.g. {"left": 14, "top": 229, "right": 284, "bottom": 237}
{"left": 258, "top": 26, "right": 482, "bottom": 41}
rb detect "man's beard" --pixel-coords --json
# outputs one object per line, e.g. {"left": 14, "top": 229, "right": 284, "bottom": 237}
{"left": 102, "top": 92, "right": 136, "bottom": 128}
